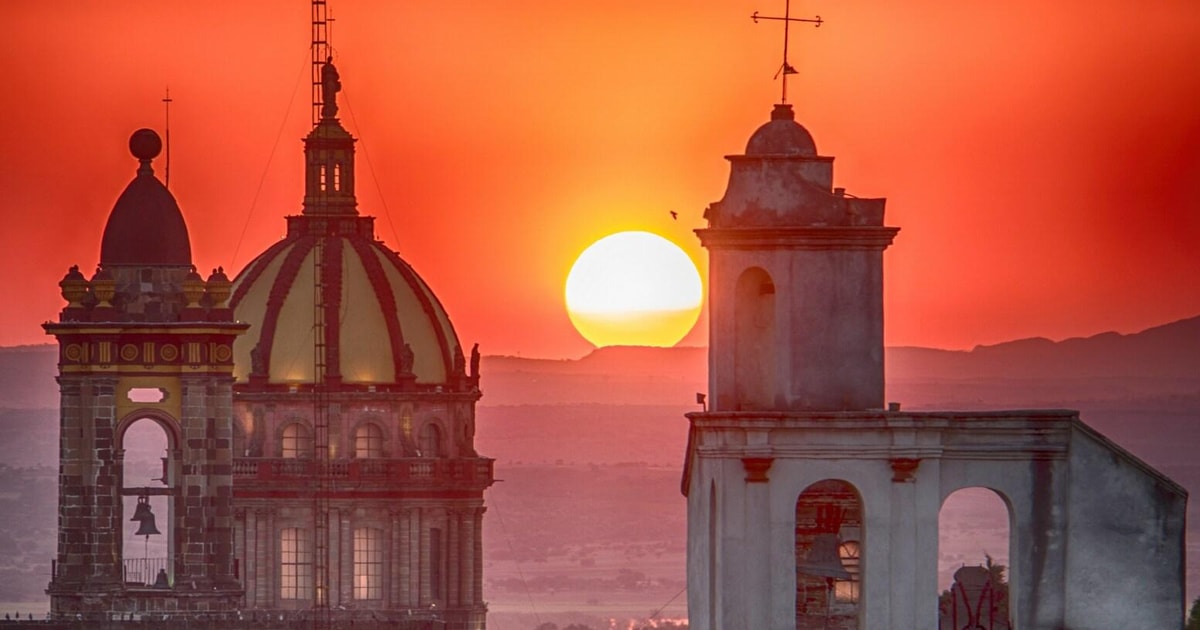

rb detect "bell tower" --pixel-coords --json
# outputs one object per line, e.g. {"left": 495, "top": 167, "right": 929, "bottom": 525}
{"left": 699, "top": 103, "right": 898, "bottom": 412}
{"left": 45, "top": 130, "right": 248, "bottom": 617}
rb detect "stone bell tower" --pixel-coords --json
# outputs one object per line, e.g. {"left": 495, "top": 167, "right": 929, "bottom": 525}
{"left": 700, "top": 103, "right": 898, "bottom": 413}
{"left": 44, "top": 129, "right": 247, "bottom": 617}
{"left": 685, "top": 103, "right": 1184, "bottom": 630}
{"left": 683, "top": 104, "right": 898, "bottom": 630}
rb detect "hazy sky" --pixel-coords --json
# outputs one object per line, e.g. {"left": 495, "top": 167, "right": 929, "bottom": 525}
{"left": 4, "top": 1, "right": 1198, "bottom": 358}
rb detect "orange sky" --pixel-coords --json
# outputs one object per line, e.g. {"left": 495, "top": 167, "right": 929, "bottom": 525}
{"left": 3, "top": 1, "right": 1198, "bottom": 358}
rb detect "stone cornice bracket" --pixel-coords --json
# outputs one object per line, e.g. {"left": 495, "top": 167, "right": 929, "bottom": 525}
{"left": 742, "top": 457, "right": 774, "bottom": 483}
{"left": 890, "top": 458, "right": 920, "bottom": 483}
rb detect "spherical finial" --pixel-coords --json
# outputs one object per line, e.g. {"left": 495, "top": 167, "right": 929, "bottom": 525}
{"left": 129, "top": 128, "right": 162, "bottom": 161}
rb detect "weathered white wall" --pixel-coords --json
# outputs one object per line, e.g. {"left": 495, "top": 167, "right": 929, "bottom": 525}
{"left": 684, "top": 411, "right": 1187, "bottom": 630}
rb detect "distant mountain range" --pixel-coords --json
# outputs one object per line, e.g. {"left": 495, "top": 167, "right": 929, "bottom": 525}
{"left": 888, "top": 315, "right": 1200, "bottom": 381}
{"left": 1, "top": 315, "right": 1196, "bottom": 409}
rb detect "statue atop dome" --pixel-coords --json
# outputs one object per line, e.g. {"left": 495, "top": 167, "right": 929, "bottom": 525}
{"left": 320, "top": 56, "right": 341, "bottom": 118}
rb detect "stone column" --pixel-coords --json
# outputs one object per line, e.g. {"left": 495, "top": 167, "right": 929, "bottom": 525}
{"left": 888, "top": 464, "right": 919, "bottom": 629}
{"left": 53, "top": 376, "right": 86, "bottom": 586}
{"left": 385, "top": 509, "right": 396, "bottom": 608}
{"left": 741, "top": 455, "right": 772, "bottom": 630}
{"left": 418, "top": 510, "right": 431, "bottom": 604}
{"left": 91, "top": 377, "right": 122, "bottom": 585}
{"left": 447, "top": 509, "right": 460, "bottom": 605}
{"left": 245, "top": 509, "right": 259, "bottom": 607}
{"left": 265, "top": 508, "right": 275, "bottom": 607}
{"left": 472, "top": 507, "right": 484, "bottom": 605}
{"left": 1013, "top": 458, "right": 1069, "bottom": 628}
{"left": 396, "top": 508, "right": 412, "bottom": 607}
{"left": 338, "top": 507, "right": 352, "bottom": 605}
{"left": 460, "top": 508, "right": 476, "bottom": 605}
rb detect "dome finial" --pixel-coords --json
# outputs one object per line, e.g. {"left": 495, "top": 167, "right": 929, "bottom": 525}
{"left": 129, "top": 128, "right": 162, "bottom": 174}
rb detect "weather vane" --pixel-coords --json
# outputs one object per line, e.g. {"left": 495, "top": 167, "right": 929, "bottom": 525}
{"left": 752, "top": 0, "right": 823, "bottom": 104}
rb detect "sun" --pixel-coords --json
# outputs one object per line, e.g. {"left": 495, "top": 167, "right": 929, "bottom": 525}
{"left": 565, "top": 231, "right": 703, "bottom": 348}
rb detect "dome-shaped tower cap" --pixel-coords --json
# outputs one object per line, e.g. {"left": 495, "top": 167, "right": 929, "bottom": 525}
{"left": 99, "top": 128, "right": 192, "bottom": 266}
{"left": 745, "top": 104, "right": 818, "bottom": 156}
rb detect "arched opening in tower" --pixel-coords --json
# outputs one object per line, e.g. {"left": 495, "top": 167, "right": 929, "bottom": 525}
{"left": 734, "top": 266, "right": 776, "bottom": 410}
{"left": 795, "top": 479, "right": 862, "bottom": 630}
{"left": 938, "top": 487, "right": 1013, "bottom": 630}
{"left": 119, "top": 416, "right": 174, "bottom": 588}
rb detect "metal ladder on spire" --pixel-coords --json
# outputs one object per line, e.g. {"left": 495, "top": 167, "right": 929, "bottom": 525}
{"left": 310, "top": 2, "right": 332, "bottom": 628}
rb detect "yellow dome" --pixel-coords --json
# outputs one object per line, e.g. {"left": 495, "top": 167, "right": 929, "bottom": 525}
{"left": 230, "top": 216, "right": 462, "bottom": 387}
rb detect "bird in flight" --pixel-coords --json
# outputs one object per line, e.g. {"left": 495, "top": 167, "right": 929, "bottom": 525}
{"left": 669, "top": 211, "right": 678, "bottom": 220}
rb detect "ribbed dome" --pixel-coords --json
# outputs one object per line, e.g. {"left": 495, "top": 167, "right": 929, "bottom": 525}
{"left": 230, "top": 219, "right": 462, "bottom": 386}
{"left": 100, "top": 129, "right": 192, "bottom": 266}
{"left": 745, "top": 104, "right": 817, "bottom": 157}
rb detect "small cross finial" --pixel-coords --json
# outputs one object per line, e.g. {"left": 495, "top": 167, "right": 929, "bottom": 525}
{"left": 752, "top": 0, "right": 823, "bottom": 105}
{"left": 161, "top": 87, "right": 173, "bottom": 188}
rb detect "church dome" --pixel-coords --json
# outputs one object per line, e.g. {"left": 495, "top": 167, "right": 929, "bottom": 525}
{"left": 745, "top": 104, "right": 817, "bottom": 157}
{"left": 100, "top": 129, "right": 192, "bottom": 266}
{"left": 229, "top": 218, "right": 463, "bottom": 387}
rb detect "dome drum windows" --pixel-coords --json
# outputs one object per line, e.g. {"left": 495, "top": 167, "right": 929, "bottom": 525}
{"left": 418, "top": 422, "right": 443, "bottom": 458}
{"left": 353, "top": 422, "right": 385, "bottom": 459}
{"left": 280, "top": 422, "right": 314, "bottom": 459}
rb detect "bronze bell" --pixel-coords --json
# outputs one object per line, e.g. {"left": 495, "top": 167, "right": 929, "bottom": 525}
{"left": 131, "top": 496, "right": 161, "bottom": 537}
{"left": 797, "top": 533, "right": 851, "bottom": 580}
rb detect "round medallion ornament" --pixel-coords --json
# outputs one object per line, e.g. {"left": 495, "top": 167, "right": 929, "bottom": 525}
{"left": 160, "top": 344, "right": 179, "bottom": 362}
{"left": 120, "top": 344, "right": 139, "bottom": 362}
{"left": 214, "top": 344, "right": 233, "bottom": 362}
{"left": 64, "top": 344, "right": 82, "bottom": 362}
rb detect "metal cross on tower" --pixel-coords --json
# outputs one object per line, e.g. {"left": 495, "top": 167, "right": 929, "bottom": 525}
{"left": 752, "top": 0, "right": 823, "bottom": 104}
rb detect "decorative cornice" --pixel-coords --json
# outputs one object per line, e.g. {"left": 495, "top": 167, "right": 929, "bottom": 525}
{"left": 696, "top": 225, "right": 899, "bottom": 250}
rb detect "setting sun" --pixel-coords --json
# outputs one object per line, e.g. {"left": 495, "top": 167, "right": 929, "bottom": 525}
{"left": 565, "top": 231, "right": 703, "bottom": 348}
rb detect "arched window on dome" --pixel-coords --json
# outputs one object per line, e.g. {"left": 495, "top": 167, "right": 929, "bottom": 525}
{"left": 280, "top": 423, "right": 313, "bottom": 459}
{"left": 418, "top": 423, "right": 442, "bottom": 458}
{"left": 354, "top": 423, "right": 384, "bottom": 459}
{"left": 333, "top": 163, "right": 342, "bottom": 192}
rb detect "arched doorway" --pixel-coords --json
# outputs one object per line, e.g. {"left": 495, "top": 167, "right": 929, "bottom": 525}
{"left": 119, "top": 415, "right": 177, "bottom": 588}
{"left": 938, "top": 487, "right": 1013, "bottom": 630}
{"left": 796, "top": 479, "right": 862, "bottom": 629}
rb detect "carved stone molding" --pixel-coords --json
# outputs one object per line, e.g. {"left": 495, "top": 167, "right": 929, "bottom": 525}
{"left": 742, "top": 457, "right": 774, "bottom": 483}
{"left": 890, "top": 458, "right": 920, "bottom": 483}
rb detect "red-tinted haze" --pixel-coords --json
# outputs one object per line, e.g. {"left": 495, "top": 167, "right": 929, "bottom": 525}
{"left": 3, "top": 1, "right": 1198, "bottom": 358}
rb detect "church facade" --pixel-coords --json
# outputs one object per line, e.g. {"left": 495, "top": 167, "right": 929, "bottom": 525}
{"left": 683, "top": 103, "right": 1187, "bottom": 629}
{"left": 44, "top": 61, "right": 490, "bottom": 629}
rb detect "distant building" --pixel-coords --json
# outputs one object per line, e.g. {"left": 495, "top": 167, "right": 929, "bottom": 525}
{"left": 44, "top": 59, "right": 491, "bottom": 629}
{"left": 682, "top": 102, "right": 1187, "bottom": 629}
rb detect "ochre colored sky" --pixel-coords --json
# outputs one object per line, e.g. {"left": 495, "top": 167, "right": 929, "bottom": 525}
{"left": 3, "top": 1, "right": 1198, "bottom": 358}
